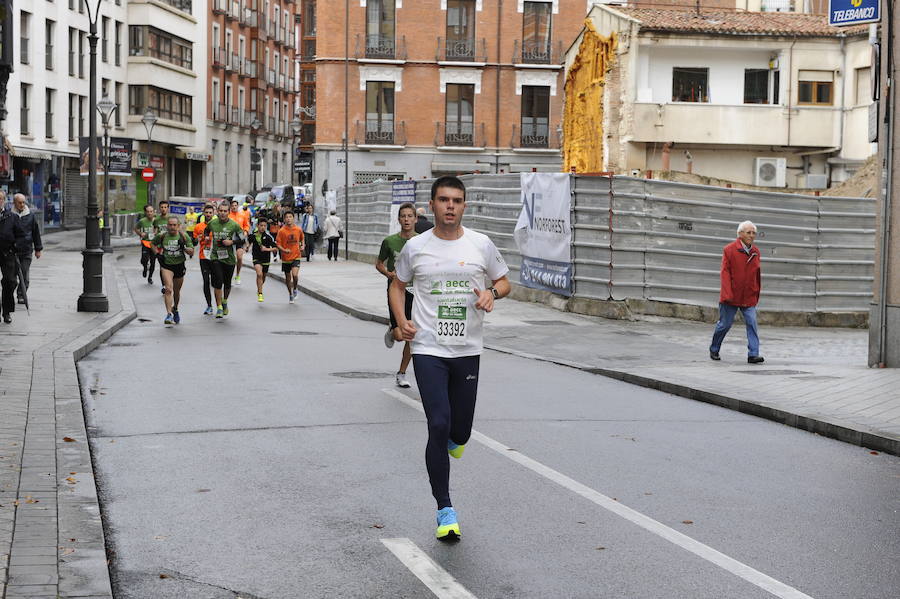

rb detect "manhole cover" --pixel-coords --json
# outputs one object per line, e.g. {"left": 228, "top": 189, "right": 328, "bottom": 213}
{"left": 524, "top": 320, "right": 575, "bottom": 326}
{"left": 731, "top": 369, "right": 810, "bottom": 376}
{"left": 271, "top": 331, "right": 319, "bottom": 336}
{"left": 109, "top": 342, "right": 138, "bottom": 347}
{"left": 331, "top": 371, "right": 393, "bottom": 379}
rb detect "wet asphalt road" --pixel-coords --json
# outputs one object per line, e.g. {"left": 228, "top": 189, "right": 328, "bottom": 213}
{"left": 76, "top": 252, "right": 900, "bottom": 599}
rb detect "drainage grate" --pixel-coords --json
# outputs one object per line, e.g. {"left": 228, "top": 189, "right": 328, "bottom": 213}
{"left": 790, "top": 375, "right": 844, "bottom": 381}
{"left": 731, "top": 369, "right": 810, "bottom": 376}
{"left": 524, "top": 320, "right": 575, "bottom": 326}
{"left": 271, "top": 331, "right": 319, "bottom": 336}
{"left": 109, "top": 342, "right": 139, "bottom": 347}
{"left": 331, "top": 371, "right": 394, "bottom": 379}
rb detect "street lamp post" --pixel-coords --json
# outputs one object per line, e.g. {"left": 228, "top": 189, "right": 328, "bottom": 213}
{"left": 141, "top": 110, "right": 158, "bottom": 208}
{"left": 97, "top": 95, "right": 117, "bottom": 252}
{"left": 77, "top": 0, "right": 108, "bottom": 312}
{"left": 290, "top": 117, "right": 302, "bottom": 187}
{"left": 250, "top": 118, "right": 262, "bottom": 191}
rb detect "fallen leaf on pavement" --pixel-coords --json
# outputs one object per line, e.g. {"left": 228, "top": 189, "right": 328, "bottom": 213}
{"left": 596, "top": 546, "right": 606, "bottom": 551}
{"left": 371, "top": 524, "right": 384, "bottom": 529}
{"left": 159, "top": 574, "right": 169, "bottom": 579}
{"left": 870, "top": 451, "right": 879, "bottom": 455}
{"left": 66, "top": 477, "right": 77, "bottom": 483}
{"left": 63, "top": 437, "right": 76, "bottom": 443}
{"left": 682, "top": 520, "right": 694, "bottom": 525}
{"left": 62, "top": 548, "right": 75, "bottom": 555}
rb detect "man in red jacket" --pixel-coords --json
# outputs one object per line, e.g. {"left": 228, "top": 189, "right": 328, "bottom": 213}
{"left": 710, "top": 220, "right": 764, "bottom": 364}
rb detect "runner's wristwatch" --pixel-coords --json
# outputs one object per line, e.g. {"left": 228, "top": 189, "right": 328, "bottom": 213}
{"left": 489, "top": 286, "right": 499, "bottom": 300}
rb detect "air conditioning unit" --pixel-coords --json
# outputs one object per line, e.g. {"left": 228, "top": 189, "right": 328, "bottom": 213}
{"left": 754, "top": 157, "right": 787, "bottom": 187}
{"left": 804, "top": 174, "right": 828, "bottom": 189}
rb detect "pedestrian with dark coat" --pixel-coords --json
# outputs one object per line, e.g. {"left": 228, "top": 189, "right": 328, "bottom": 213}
{"left": 414, "top": 206, "right": 434, "bottom": 233}
{"left": 0, "top": 191, "right": 26, "bottom": 324}
{"left": 12, "top": 193, "right": 43, "bottom": 304}
{"left": 710, "top": 220, "right": 764, "bottom": 364}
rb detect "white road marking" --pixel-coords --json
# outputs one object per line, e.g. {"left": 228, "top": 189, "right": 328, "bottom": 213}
{"left": 381, "top": 388, "right": 814, "bottom": 599}
{"left": 381, "top": 538, "right": 478, "bottom": 599}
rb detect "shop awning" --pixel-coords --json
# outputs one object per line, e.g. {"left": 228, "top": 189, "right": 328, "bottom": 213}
{"left": 9, "top": 146, "right": 53, "bottom": 161}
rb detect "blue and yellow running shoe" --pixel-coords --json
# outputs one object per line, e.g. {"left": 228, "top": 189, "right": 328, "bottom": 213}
{"left": 436, "top": 507, "right": 460, "bottom": 540}
{"left": 448, "top": 440, "right": 465, "bottom": 459}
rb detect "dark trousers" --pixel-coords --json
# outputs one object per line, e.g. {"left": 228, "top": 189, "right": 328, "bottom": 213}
{"left": 305, "top": 234, "right": 316, "bottom": 260}
{"left": 199, "top": 259, "right": 213, "bottom": 307}
{"left": 140, "top": 246, "right": 156, "bottom": 278}
{"left": 0, "top": 252, "right": 17, "bottom": 316}
{"left": 16, "top": 253, "right": 31, "bottom": 300}
{"left": 327, "top": 237, "right": 339, "bottom": 260}
{"left": 412, "top": 354, "right": 481, "bottom": 509}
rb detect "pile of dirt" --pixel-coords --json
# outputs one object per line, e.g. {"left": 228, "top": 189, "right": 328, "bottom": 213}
{"left": 822, "top": 155, "right": 879, "bottom": 198}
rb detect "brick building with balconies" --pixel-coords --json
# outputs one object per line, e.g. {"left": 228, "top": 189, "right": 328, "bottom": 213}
{"left": 206, "top": 0, "right": 298, "bottom": 195}
{"left": 312, "top": 0, "right": 585, "bottom": 194}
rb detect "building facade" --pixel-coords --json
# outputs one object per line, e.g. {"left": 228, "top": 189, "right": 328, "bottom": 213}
{"left": 313, "top": 0, "right": 586, "bottom": 198}
{"left": 127, "top": 0, "right": 206, "bottom": 208}
{"left": 1, "top": 0, "right": 128, "bottom": 228}
{"left": 205, "top": 0, "right": 299, "bottom": 196}
{"left": 565, "top": 6, "right": 875, "bottom": 189}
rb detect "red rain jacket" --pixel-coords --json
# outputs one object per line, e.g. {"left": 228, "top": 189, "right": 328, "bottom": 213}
{"left": 719, "top": 239, "right": 761, "bottom": 307}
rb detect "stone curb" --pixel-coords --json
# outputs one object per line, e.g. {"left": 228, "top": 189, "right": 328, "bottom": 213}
{"left": 279, "top": 265, "right": 900, "bottom": 457}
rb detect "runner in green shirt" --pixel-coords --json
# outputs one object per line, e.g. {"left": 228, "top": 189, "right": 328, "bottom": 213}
{"left": 205, "top": 202, "right": 243, "bottom": 318}
{"left": 132, "top": 204, "right": 158, "bottom": 285}
{"left": 375, "top": 202, "right": 417, "bottom": 388}
{"left": 151, "top": 200, "right": 171, "bottom": 294}
{"left": 151, "top": 216, "right": 194, "bottom": 325}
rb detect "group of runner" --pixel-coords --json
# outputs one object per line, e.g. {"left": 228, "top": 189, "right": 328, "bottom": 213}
{"left": 133, "top": 198, "right": 307, "bottom": 323}
{"left": 134, "top": 176, "right": 511, "bottom": 542}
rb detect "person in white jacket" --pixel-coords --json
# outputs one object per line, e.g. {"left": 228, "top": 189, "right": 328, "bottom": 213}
{"left": 322, "top": 210, "right": 343, "bottom": 261}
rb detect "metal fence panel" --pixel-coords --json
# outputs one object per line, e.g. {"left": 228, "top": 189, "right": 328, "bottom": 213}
{"left": 337, "top": 174, "right": 874, "bottom": 314}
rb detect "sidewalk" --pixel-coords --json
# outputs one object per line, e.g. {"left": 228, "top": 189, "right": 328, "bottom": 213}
{"left": 285, "top": 253, "right": 900, "bottom": 456}
{"left": 1, "top": 230, "right": 135, "bottom": 598}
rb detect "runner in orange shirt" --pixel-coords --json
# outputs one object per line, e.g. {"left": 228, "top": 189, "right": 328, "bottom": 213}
{"left": 229, "top": 199, "right": 251, "bottom": 285}
{"left": 192, "top": 204, "right": 216, "bottom": 315}
{"left": 275, "top": 211, "right": 304, "bottom": 304}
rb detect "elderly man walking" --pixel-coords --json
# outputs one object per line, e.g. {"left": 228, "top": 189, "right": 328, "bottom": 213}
{"left": 0, "top": 192, "right": 25, "bottom": 324}
{"left": 12, "top": 194, "right": 43, "bottom": 304}
{"left": 710, "top": 220, "right": 764, "bottom": 364}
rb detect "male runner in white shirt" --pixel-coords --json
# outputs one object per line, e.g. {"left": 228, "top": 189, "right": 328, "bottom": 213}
{"left": 391, "top": 175, "right": 510, "bottom": 540}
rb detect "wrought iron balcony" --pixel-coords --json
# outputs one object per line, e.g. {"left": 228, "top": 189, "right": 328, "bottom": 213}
{"left": 355, "top": 34, "right": 407, "bottom": 61}
{"left": 213, "top": 103, "right": 227, "bottom": 122}
{"left": 511, "top": 123, "right": 558, "bottom": 150}
{"left": 211, "top": 47, "right": 228, "bottom": 68}
{"left": 242, "top": 8, "right": 258, "bottom": 28}
{"left": 240, "top": 59, "right": 256, "bottom": 78}
{"left": 435, "top": 121, "right": 485, "bottom": 148}
{"left": 226, "top": 0, "right": 239, "bottom": 20}
{"left": 436, "top": 37, "right": 487, "bottom": 63}
{"left": 355, "top": 119, "right": 407, "bottom": 146}
{"left": 513, "top": 39, "right": 563, "bottom": 65}
{"left": 242, "top": 110, "right": 258, "bottom": 128}
{"left": 213, "top": 0, "right": 227, "bottom": 14}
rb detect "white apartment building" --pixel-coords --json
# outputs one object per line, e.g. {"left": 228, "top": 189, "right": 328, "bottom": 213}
{"left": 126, "top": 0, "right": 206, "bottom": 206}
{"left": 567, "top": 6, "right": 875, "bottom": 189}
{"left": 0, "top": 0, "right": 207, "bottom": 228}
{"left": 2, "top": 0, "right": 128, "bottom": 228}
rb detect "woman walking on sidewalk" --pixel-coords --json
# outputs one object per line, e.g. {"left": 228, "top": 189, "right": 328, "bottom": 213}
{"left": 323, "top": 210, "right": 342, "bottom": 261}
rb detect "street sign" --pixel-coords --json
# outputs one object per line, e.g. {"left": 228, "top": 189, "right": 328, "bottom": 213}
{"left": 141, "top": 167, "right": 155, "bottom": 182}
{"left": 829, "top": 0, "right": 880, "bottom": 27}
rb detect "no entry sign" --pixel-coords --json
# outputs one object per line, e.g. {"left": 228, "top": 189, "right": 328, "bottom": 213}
{"left": 141, "top": 167, "right": 155, "bottom": 182}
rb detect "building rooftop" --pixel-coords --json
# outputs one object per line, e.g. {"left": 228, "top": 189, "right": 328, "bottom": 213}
{"left": 611, "top": 7, "right": 868, "bottom": 37}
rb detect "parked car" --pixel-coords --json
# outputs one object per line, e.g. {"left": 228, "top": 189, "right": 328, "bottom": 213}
{"left": 262, "top": 183, "right": 295, "bottom": 208}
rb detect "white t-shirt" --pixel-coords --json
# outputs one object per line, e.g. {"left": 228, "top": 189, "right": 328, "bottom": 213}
{"left": 395, "top": 227, "right": 509, "bottom": 358}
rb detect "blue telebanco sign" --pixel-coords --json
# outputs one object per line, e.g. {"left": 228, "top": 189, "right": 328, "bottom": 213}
{"left": 829, "top": 0, "right": 880, "bottom": 27}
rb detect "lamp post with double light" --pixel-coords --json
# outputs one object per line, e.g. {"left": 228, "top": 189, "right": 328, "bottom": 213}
{"left": 141, "top": 109, "right": 158, "bottom": 208}
{"left": 97, "top": 95, "right": 117, "bottom": 252}
{"left": 77, "top": 0, "right": 108, "bottom": 312}
{"left": 290, "top": 117, "right": 302, "bottom": 186}
{"left": 250, "top": 118, "right": 262, "bottom": 191}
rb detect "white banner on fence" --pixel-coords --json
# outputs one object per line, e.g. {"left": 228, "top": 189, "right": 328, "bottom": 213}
{"left": 514, "top": 173, "right": 572, "bottom": 296}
